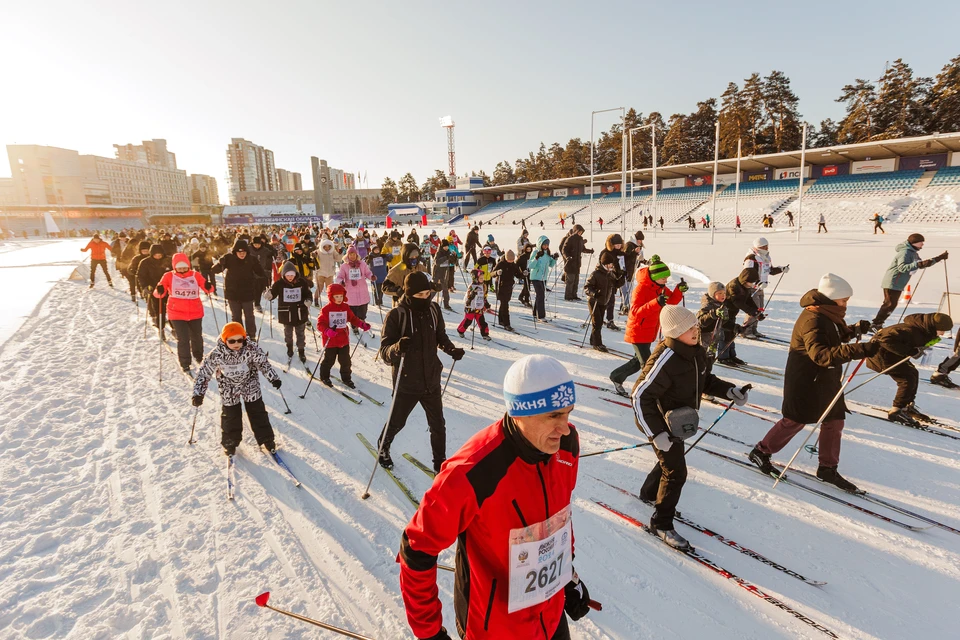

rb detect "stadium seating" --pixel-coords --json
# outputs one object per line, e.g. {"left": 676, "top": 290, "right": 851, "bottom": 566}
{"left": 928, "top": 166, "right": 960, "bottom": 188}
{"left": 805, "top": 170, "right": 923, "bottom": 198}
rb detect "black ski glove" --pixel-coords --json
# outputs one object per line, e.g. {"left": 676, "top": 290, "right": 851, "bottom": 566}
{"left": 564, "top": 576, "right": 592, "bottom": 621}
{"left": 192, "top": 395, "right": 204, "bottom": 407}
{"left": 396, "top": 336, "right": 411, "bottom": 355}
{"left": 448, "top": 347, "right": 465, "bottom": 361}
{"left": 756, "top": 312, "right": 767, "bottom": 322}
{"left": 271, "top": 379, "right": 282, "bottom": 389}
{"left": 155, "top": 284, "right": 166, "bottom": 295}
{"left": 937, "top": 251, "right": 949, "bottom": 262}
{"left": 853, "top": 320, "right": 871, "bottom": 336}
{"left": 656, "top": 293, "right": 667, "bottom": 307}
{"left": 535, "top": 250, "right": 544, "bottom": 260}
{"left": 552, "top": 252, "right": 560, "bottom": 260}
{"left": 420, "top": 628, "right": 453, "bottom": 640}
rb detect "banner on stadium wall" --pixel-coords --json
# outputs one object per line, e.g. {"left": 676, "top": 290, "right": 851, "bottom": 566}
{"left": 743, "top": 169, "right": 771, "bottom": 182}
{"left": 553, "top": 188, "right": 569, "bottom": 197}
{"left": 815, "top": 164, "right": 849, "bottom": 178}
{"left": 851, "top": 158, "right": 896, "bottom": 174}
{"left": 504, "top": 193, "right": 515, "bottom": 201}
{"left": 715, "top": 173, "right": 739, "bottom": 186}
{"left": 899, "top": 154, "right": 948, "bottom": 171}
{"left": 951, "top": 153, "right": 960, "bottom": 167}
{"left": 526, "top": 191, "right": 540, "bottom": 200}
{"left": 773, "top": 166, "right": 812, "bottom": 180}
{"left": 685, "top": 176, "right": 712, "bottom": 187}
{"left": 602, "top": 184, "right": 621, "bottom": 194}
{"left": 224, "top": 214, "right": 325, "bottom": 225}
{"left": 661, "top": 178, "right": 686, "bottom": 189}
{"left": 570, "top": 187, "right": 583, "bottom": 195}
{"left": 583, "top": 186, "right": 602, "bottom": 195}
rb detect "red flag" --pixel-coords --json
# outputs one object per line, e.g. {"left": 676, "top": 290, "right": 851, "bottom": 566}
{"left": 385, "top": 216, "right": 392, "bottom": 229}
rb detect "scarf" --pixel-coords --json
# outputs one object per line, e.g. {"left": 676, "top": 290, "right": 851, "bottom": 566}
{"left": 808, "top": 303, "right": 846, "bottom": 326}
{"left": 347, "top": 259, "right": 361, "bottom": 286}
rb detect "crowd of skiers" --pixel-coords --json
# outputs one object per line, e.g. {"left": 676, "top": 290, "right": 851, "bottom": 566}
{"left": 79, "top": 220, "right": 958, "bottom": 639}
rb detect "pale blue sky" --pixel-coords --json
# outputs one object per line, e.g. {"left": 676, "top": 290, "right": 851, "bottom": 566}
{"left": 2, "top": 0, "right": 958, "bottom": 201}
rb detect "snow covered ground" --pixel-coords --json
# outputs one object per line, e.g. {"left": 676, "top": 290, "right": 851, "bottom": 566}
{"left": 1, "top": 228, "right": 959, "bottom": 639}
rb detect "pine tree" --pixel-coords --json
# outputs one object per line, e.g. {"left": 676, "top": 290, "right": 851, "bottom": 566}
{"left": 397, "top": 173, "right": 420, "bottom": 202}
{"left": 871, "top": 59, "right": 930, "bottom": 140}
{"left": 661, "top": 114, "right": 691, "bottom": 165}
{"left": 812, "top": 118, "right": 839, "bottom": 148}
{"left": 927, "top": 55, "right": 960, "bottom": 133}
{"left": 763, "top": 70, "right": 803, "bottom": 152}
{"left": 547, "top": 142, "right": 565, "bottom": 178}
{"left": 492, "top": 161, "right": 515, "bottom": 185}
{"left": 477, "top": 170, "right": 491, "bottom": 187}
{"left": 685, "top": 99, "right": 718, "bottom": 162}
{"left": 594, "top": 120, "right": 625, "bottom": 174}
{"left": 380, "top": 177, "right": 398, "bottom": 205}
{"left": 836, "top": 79, "right": 877, "bottom": 143}
{"left": 719, "top": 83, "right": 749, "bottom": 158}
{"left": 740, "top": 73, "right": 768, "bottom": 155}
{"left": 420, "top": 170, "right": 450, "bottom": 200}
{"left": 558, "top": 139, "right": 589, "bottom": 177}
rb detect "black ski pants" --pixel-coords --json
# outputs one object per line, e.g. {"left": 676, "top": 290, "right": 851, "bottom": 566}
{"left": 497, "top": 292, "right": 512, "bottom": 327}
{"left": 283, "top": 322, "right": 306, "bottom": 355}
{"left": 464, "top": 246, "right": 478, "bottom": 269}
{"left": 937, "top": 336, "right": 960, "bottom": 376}
{"left": 888, "top": 361, "right": 920, "bottom": 408}
{"left": 228, "top": 299, "right": 257, "bottom": 338}
{"left": 171, "top": 318, "right": 204, "bottom": 368}
{"left": 349, "top": 303, "right": 368, "bottom": 322}
{"left": 320, "top": 345, "right": 352, "bottom": 382}
{"left": 147, "top": 294, "right": 168, "bottom": 325}
{"left": 609, "top": 342, "right": 653, "bottom": 385}
{"left": 518, "top": 276, "right": 530, "bottom": 304}
{"left": 588, "top": 298, "right": 605, "bottom": 346}
{"left": 221, "top": 398, "right": 274, "bottom": 451}
{"left": 873, "top": 288, "right": 903, "bottom": 327}
{"left": 564, "top": 266, "right": 580, "bottom": 299}
{"left": 90, "top": 259, "right": 112, "bottom": 284}
{"left": 381, "top": 388, "right": 446, "bottom": 467}
{"left": 532, "top": 280, "right": 547, "bottom": 320}
{"left": 639, "top": 439, "right": 687, "bottom": 531}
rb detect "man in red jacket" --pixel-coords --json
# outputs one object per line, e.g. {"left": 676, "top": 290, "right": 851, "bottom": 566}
{"left": 398, "top": 355, "right": 593, "bottom": 640}
{"left": 81, "top": 233, "right": 113, "bottom": 288}
{"left": 608, "top": 256, "right": 685, "bottom": 395}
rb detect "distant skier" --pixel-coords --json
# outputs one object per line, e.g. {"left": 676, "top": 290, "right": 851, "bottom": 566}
{"left": 192, "top": 322, "right": 282, "bottom": 456}
{"left": 871, "top": 213, "right": 885, "bottom": 234}
{"left": 137, "top": 243, "right": 172, "bottom": 333}
{"left": 529, "top": 236, "right": 557, "bottom": 321}
{"left": 152, "top": 252, "right": 214, "bottom": 372}
{"left": 81, "top": 233, "right": 113, "bottom": 288}
{"left": 817, "top": 213, "right": 828, "bottom": 233}
{"left": 740, "top": 237, "right": 789, "bottom": 339}
{"left": 871, "top": 233, "right": 948, "bottom": 331}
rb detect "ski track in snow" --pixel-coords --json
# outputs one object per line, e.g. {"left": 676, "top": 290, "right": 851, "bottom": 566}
{"left": 1, "top": 229, "right": 959, "bottom": 639}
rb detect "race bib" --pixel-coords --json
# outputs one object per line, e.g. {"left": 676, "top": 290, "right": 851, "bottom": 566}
{"left": 508, "top": 506, "right": 573, "bottom": 613}
{"left": 491, "top": 250, "right": 499, "bottom": 260}
{"left": 470, "top": 286, "right": 485, "bottom": 310}
{"left": 349, "top": 268, "right": 361, "bottom": 280}
{"left": 170, "top": 274, "right": 200, "bottom": 299}
{"left": 329, "top": 311, "right": 348, "bottom": 329}
{"left": 372, "top": 257, "right": 384, "bottom": 267}
{"left": 282, "top": 287, "right": 301, "bottom": 303}
{"left": 392, "top": 247, "right": 400, "bottom": 256}
{"left": 220, "top": 361, "right": 249, "bottom": 376}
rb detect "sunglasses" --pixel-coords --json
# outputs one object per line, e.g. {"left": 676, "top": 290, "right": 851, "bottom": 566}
{"left": 226, "top": 338, "right": 245, "bottom": 344}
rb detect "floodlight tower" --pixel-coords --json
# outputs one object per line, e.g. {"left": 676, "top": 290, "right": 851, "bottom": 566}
{"left": 440, "top": 115, "right": 456, "bottom": 184}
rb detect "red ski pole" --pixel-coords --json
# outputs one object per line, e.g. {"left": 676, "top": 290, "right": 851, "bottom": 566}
{"left": 254, "top": 592, "right": 375, "bottom": 639}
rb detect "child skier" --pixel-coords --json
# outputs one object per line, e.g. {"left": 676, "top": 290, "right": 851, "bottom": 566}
{"left": 583, "top": 253, "right": 619, "bottom": 352}
{"left": 492, "top": 249, "right": 524, "bottom": 331}
{"left": 192, "top": 322, "right": 282, "bottom": 455}
{"left": 335, "top": 245, "right": 375, "bottom": 335}
{"left": 152, "top": 252, "right": 214, "bottom": 372}
{"left": 867, "top": 312, "right": 954, "bottom": 425}
{"left": 365, "top": 243, "right": 389, "bottom": 307}
{"left": 458, "top": 269, "right": 491, "bottom": 340}
{"left": 312, "top": 239, "right": 341, "bottom": 306}
{"left": 528, "top": 236, "right": 557, "bottom": 321}
{"left": 264, "top": 260, "right": 314, "bottom": 365}
{"left": 718, "top": 270, "right": 762, "bottom": 366}
{"left": 697, "top": 282, "right": 729, "bottom": 358}
{"left": 381, "top": 243, "right": 426, "bottom": 307}
{"left": 476, "top": 246, "right": 496, "bottom": 292}
{"left": 316, "top": 283, "right": 370, "bottom": 387}
{"left": 289, "top": 242, "right": 317, "bottom": 281}
{"left": 633, "top": 306, "right": 745, "bottom": 550}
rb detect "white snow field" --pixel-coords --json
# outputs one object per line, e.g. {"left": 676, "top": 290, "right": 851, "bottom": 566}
{"left": 1, "top": 226, "right": 959, "bottom": 639}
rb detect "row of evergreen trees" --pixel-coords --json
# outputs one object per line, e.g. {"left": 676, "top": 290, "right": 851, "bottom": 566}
{"left": 381, "top": 55, "right": 960, "bottom": 203}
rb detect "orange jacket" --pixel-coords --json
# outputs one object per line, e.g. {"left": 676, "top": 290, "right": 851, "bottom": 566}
{"left": 82, "top": 239, "right": 111, "bottom": 261}
{"left": 623, "top": 266, "right": 683, "bottom": 344}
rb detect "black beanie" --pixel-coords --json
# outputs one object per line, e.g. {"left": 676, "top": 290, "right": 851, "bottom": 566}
{"left": 932, "top": 313, "right": 953, "bottom": 331}
{"left": 404, "top": 271, "right": 432, "bottom": 296}
{"left": 635, "top": 230, "right": 644, "bottom": 242}
{"left": 907, "top": 233, "right": 925, "bottom": 245}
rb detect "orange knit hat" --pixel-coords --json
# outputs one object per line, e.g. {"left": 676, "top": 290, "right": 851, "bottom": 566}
{"left": 221, "top": 321, "right": 246, "bottom": 342}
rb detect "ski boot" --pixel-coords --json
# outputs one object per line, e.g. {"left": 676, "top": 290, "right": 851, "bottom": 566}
{"left": 378, "top": 449, "right": 394, "bottom": 470}
{"left": 223, "top": 444, "right": 237, "bottom": 456}
{"left": 352, "top": 326, "right": 360, "bottom": 337}
{"left": 319, "top": 376, "right": 333, "bottom": 387}
{"left": 749, "top": 447, "right": 776, "bottom": 475}
{"left": 287, "top": 344, "right": 294, "bottom": 358}
{"left": 481, "top": 334, "right": 492, "bottom": 341}
{"left": 433, "top": 459, "right": 445, "bottom": 474}
{"left": 729, "top": 356, "right": 748, "bottom": 367}
{"left": 298, "top": 350, "right": 306, "bottom": 365}
{"left": 592, "top": 344, "right": 608, "bottom": 353}
{"left": 341, "top": 379, "right": 356, "bottom": 389}
{"left": 887, "top": 407, "right": 920, "bottom": 426}
{"left": 443, "top": 304, "right": 454, "bottom": 311}
{"left": 650, "top": 526, "right": 692, "bottom": 551}
{"left": 605, "top": 321, "right": 621, "bottom": 331}
{"left": 108, "top": 281, "right": 114, "bottom": 288}
{"left": 610, "top": 380, "right": 628, "bottom": 397}
{"left": 262, "top": 441, "right": 277, "bottom": 454}
{"left": 903, "top": 402, "right": 932, "bottom": 422}
{"left": 457, "top": 330, "right": 465, "bottom": 338}
{"left": 89, "top": 282, "right": 94, "bottom": 289}
{"left": 816, "top": 466, "right": 861, "bottom": 493}
{"left": 930, "top": 372, "right": 959, "bottom": 389}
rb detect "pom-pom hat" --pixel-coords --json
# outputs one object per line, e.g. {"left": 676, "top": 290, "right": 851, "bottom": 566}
{"left": 503, "top": 355, "right": 576, "bottom": 417}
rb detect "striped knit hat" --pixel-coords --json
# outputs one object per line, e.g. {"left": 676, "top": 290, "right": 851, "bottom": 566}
{"left": 648, "top": 255, "right": 671, "bottom": 281}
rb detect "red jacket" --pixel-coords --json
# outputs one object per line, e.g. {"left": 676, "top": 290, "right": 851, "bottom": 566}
{"left": 154, "top": 265, "right": 212, "bottom": 321}
{"left": 82, "top": 239, "right": 111, "bottom": 261}
{"left": 317, "top": 283, "right": 364, "bottom": 348}
{"left": 399, "top": 417, "right": 579, "bottom": 640}
{"left": 623, "top": 266, "right": 683, "bottom": 344}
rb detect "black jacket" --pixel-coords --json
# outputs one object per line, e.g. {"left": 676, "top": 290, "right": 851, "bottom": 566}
{"left": 867, "top": 313, "right": 939, "bottom": 374}
{"left": 624, "top": 240, "right": 644, "bottom": 281}
{"left": 583, "top": 265, "right": 618, "bottom": 307}
{"left": 561, "top": 233, "right": 593, "bottom": 272}
{"left": 631, "top": 338, "right": 734, "bottom": 438}
{"left": 781, "top": 290, "right": 876, "bottom": 424}
{"left": 465, "top": 228, "right": 479, "bottom": 251}
{"left": 248, "top": 242, "right": 277, "bottom": 275}
{"left": 697, "top": 294, "right": 724, "bottom": 333}
{"left": 723, "top": 276, "right": 761, "bottom": 326}
{"left": 493, "top": 259, "right": 523, "bottom": 299}
{"left": 379, "top": 296, "right": 457, "bottom": 394}
{"left": 136, "top": 245, "right": 170, "bottom": 290}
{"left": 268, "top": 274, "right": 313, "bottom": 326}
{"left": 160, "top": 238, "right": 178, "bottom": 257}
{"left": 211, "top": 240, "right": 267, "bottom": 302}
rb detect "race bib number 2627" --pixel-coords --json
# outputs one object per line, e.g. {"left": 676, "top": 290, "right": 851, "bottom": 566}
{"left": 507, "top": 506, "right": 572, "bottom": 613}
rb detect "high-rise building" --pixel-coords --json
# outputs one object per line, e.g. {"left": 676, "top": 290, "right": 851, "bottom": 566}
{"left": 226, "top": 138, "right": 277, "bottom": 205}
{"left": 186, "top": 174, "right": 220, "bottom": 205}
{"left": 113, "top": 139, "right": 178, "bottom": 170}
{"left": 276, "top": 168, "right": 302, "bottom": 191}
{"left": 0, "top": 177, "right": 16, "bottom": 206}
{"left": 328, "top": 167, "right": 356, "bottom": 190}
{"left": 7, "top": 145, "right": 92, "bottom": 206}
{"left": 80, "top": 155, "right": 189, "bottom": 217}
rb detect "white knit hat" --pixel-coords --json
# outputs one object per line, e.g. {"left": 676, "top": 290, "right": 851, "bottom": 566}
{"left": 753, "top": 236, "right": 769, "bottom": 249}
{"left": 660, "top": 305, "right": 698, "bottom": 339}
{"left": 503, "top": 355, "right": 576, "bottom": 417}
{"left": 817, "top": 273, "right": 853, "bottom": 301}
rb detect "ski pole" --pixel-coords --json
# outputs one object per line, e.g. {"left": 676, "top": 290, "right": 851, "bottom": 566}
{"left": 299, "top": 346, "right": 327, "bottom": 398}
{"left": 946, "top": 259, "right": 953, "bottom": 338}
{"left": 277, "top": 387, "right": 292, "bottom": 414}
{"left": 897, "top": 267, "right": 926, "bottom": 323}
{"left": 351, "top": 330, "right": 365, "bottom": 359}
{"left": 470, "top": 321, "right": 476, "bottom": 350}
{"left": 842, "top": 352, "right": 918, "bottom": 397}
{"left": 774, "top": 360, "right": 867, "bottom": 489}
{"left": 269, "top": 299, "right": 274, "bottom": 338}
{"left": 188, "top": 405, "right": 199, "bottom": 445}
{"left": 763, "top": 270, "right": 787, "bottom": 311}
{"left": 580, "top": 300, "right": 597, "bottom": 348}
{"left": 308, "top": 315, "right": 320, "bottom": 352}
{"left": 207, "top": 293, "right": 219, "bottom": 334}
{"left": 441, "top": 359, "right": 457, "bottom": 398}
{"left": 362, "top": 356, "right": 406, "bottom": 500}
{"left": 143, "top": 295, "right": 150, "bottom": 339}
{"left": 254, "top": 592, "right": 374, "bottom": 640}
{"left": 685, "top": 384, "right": 751, "bottom": 454}
{"left": 581, "top": 442, "right": 652, "bottom": 458}
{"left": 256, "top": 305, "right": 265, "bottom": 342}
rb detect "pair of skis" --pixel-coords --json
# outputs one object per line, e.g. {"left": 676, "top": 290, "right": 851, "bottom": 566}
{"left": 714, "top": 361, "right": 782, "bottom": 381}
{"left": 226, "top": 446, "right": 302, "bottom": 500}
{"left": 566, "top": 339, "right": 632, "bottom": 359}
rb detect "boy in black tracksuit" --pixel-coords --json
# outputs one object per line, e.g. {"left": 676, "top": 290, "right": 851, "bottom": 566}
{"left": 492, "top": 250, "right": 524, "bottom": 331}
{"left": 264, "top": 260, "right": 314, "bottom": 364}
{"left": 719, "top": 271, "right": 762, "bottom": 365}
{"left": 583, "top": 253, "right": 619, "bottom": 352}
{"left": 598, "top": 234, "right": 626, "bottom": 329}
{"left": 632, "top": 305, "right": 744, "bottom": 551}
{"left": 867, "top": 312, "right": 953, "bottom": 424}
{"left": 516, "top": 243, "right": 534, "bottom": 307}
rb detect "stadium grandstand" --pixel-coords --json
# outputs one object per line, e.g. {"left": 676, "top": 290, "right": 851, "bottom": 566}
{"left": 462, "top": 132, "right": 960, "bottom": 231}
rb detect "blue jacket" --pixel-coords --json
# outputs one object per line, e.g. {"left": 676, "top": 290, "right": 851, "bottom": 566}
{"left": 881, "top": 241, "right": 921, "bottom": 291}
{"left": 528, "top": 235, "right": 556, "bottom": 281}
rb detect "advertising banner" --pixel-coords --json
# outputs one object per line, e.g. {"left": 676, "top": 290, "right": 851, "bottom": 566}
{"left": 743, "top": 169, "right": 772, "bottom": 182}
{"left": 851, "top": 158, "right": 896, "bottom": 174}
{"left": 661, "top": 178, "right": 686, "bottom": 189}
{"left": 715, "top": 173, "right": 740, "bottom": 186}
{"left": 602, "top": 184, "right": 621, "bottom": 194}
{"left": 540, "top": 190, "right": 553, "bottom": 198}
{"left": 773, "top": 166, "right": 812, "bottom": 180}
{"left": 570, "top": 187, "right": 583, "bottom": 195}
{"left": 584, "top": 186, "right": 602, "bottom": 195}
{"left": 504, "top": 193, "right": 515, "bottom": 201}
{"left": 224, "top": 214, "right": 325, "bottom": 225}
{"left": 526, "top": 191, "right": 540, "bottom": 201}
{"left": 685, "top": 176, "right": 712, "bottom": 187}
{"left": 553, "top": 188, "right": 569, "bottom": 197}
{"left": 814, "top": 164, "right": 849, "bottom": 178}
{"left": 951, "top": 153, "right": 960, "bottom": 167}
{"left": 898, "top": 154, "right": 948, "bottom": 171}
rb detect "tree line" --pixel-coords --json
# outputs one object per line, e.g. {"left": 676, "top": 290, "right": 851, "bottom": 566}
{"left": 380, "top": 54, "right": 960, "bottom": 205}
